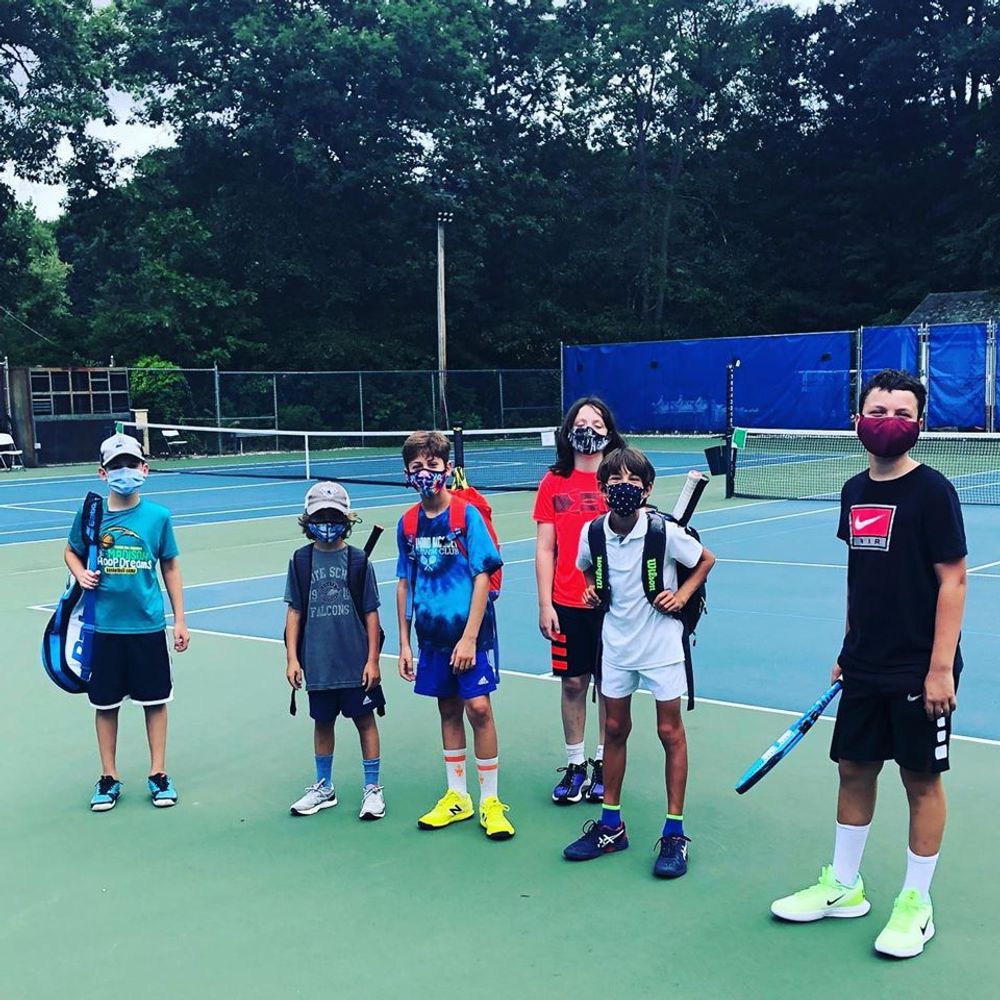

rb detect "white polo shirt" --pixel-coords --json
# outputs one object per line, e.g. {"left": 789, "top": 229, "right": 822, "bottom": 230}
{"left": 576, "top": 512, "right": 703, "bottom": 670}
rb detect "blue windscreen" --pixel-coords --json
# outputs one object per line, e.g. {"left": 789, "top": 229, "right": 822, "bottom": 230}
{"left": 861, "top": 326, "right": 919, "bottom": 384}
{"left": 927, "top": 324, "right": 987, "bottom": 429}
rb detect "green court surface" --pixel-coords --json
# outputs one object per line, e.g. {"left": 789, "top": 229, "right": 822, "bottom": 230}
{"left": 2, "top": 476, "right": 999, "bottom": 1000}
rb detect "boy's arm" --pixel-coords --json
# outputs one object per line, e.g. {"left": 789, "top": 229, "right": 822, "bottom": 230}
{"left": 65, "top": 545, "right": 100, "bottom": 589}
{"left": 536, "top": 522, "right": 559, "bottom": 637}
{"left": 451, "top": 572, "right": 491, "bottom": 671}
{"left": 925, "top": 557, "right": 966, "bottom": 718}
{"left": 361, "top": 609, "right": 382, "bottom": 690}
{"left": 285, "top": 606, "right": 303, "bottom": 689}
{"left": 654, "top": 545, "right": 716, "bottom": 613}
{"left": 160, "top": 557, "right": 189, "bottom": 652}
{"left": 396, "top": 578, "right": 415, "bottom": 681}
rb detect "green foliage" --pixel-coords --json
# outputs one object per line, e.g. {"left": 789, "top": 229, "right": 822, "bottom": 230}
{"left": 128, "top": 355, "right": 194, "bottom": 424}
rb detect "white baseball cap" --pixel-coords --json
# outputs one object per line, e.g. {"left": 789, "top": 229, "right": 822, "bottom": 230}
{"left": 100, "top": 433, "right": 144, "bottom": 465}
{"left": 304, "top": 481, "right": 351, "bottom": 516}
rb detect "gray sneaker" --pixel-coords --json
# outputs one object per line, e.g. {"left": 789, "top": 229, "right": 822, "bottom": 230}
{"left": 359, "top": 784, "right": 386, "bottom": 821}
{"left": 290, "top": 781, "right": 338, "bottom": 816}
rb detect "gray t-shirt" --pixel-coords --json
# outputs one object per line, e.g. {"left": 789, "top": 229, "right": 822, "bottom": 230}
{"left": 284, "top": 546, "right": 380, "bottom": 690}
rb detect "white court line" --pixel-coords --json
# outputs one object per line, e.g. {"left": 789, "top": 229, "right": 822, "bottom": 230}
{"left": 968, "top": 558, "right": 1000, "bottom": 573}
{"left": 698, "top": 506, "right": 839, "bottom": 533}
{"left": 717, "top": 558, "right": 845, "bottom": 570}
{"left": 0, "top": 504, "right": 77, "bottom": 515}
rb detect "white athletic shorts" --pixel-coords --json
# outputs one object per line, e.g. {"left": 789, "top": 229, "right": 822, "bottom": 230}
{"left": 600, "top": 660, "right": 686, "bottom": 702}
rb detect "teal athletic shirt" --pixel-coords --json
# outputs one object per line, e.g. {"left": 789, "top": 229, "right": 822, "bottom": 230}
{"left": 68, "top": 497, "right": 180, "bottom": 634}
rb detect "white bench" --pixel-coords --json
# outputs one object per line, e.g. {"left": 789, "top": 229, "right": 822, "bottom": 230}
{"left": 0, "top": 432, "right": 24, "bottom": 471}
{"left": 161, "top": 428, "right": 189, "bottom": 456}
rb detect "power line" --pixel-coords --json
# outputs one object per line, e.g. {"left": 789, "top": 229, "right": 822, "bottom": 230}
{"left": 0, "top": 303, "right": 60, "bottom": 346}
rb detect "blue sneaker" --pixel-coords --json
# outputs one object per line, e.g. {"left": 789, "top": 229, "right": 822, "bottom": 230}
{"left": 563, "top": 820, "right": 629, "bottom": 861}
{"left": 148, "top": 772, "right": 178, "bottom": 808}
{"left": 90, "top": 775, "right": 123, "bottom": 812}
{"left": 552, "top": 763, "right": 588, "bottom": 804}
{"left": 585, "top": 759, "right": 604, "bottom": 803}
{"left": 653, "top": 834, "right": 690, "bottom": 879}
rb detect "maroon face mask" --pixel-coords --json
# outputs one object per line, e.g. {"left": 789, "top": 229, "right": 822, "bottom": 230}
{"left": 856, "top": 415, "right": 920, "bottom": 458}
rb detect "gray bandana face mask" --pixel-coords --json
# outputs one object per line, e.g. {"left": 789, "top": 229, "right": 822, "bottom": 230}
{"left": 569, "top": 426, "right": 609, "bottom": 455}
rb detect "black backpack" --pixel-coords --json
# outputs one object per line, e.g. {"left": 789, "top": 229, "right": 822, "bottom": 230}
{"left": 286, "top": 543, "right": 385, "bottom": 715}
{"left": 588, "top": 508, "right": 706, "bottom": 710}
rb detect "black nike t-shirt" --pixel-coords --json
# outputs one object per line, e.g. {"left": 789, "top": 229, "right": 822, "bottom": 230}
{"left": 836, "top": 464, "right": 966, "bottom": 683}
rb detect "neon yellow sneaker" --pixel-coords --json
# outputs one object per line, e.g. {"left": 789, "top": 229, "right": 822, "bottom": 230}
{"left": 771, "top": 865, "right": 871, "bottom": 922}
{"left": 479, "top": 796, "right": 515, "bottom": 840}
{"left": 874, "top": 889, "right": 934, "bottom": 958}
{"left": 417, "top": 790, "right": 473, "bottom": 830}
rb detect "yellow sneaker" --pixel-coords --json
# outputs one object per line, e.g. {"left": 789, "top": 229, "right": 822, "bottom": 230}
{"left": 417, "top": 790, "right": 473, "bottom": 829}
{"left": 480, "top": 796, "right": 515, "bottom": 840}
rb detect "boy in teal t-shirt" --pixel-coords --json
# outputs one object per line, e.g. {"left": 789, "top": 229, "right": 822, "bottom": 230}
{"left": 64, "top": 434, "right": 189, "bottom": 812}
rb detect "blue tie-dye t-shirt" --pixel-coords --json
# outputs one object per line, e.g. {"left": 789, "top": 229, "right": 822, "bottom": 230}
{"left": 396, "top": 502, "right": 502, "bottom": 652}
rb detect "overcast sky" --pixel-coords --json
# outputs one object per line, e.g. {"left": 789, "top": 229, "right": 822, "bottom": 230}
{"left": 4, "top": 0, "right": 828, "bottom": 221}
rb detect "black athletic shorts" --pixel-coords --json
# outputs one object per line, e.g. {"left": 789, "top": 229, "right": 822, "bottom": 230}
{"left": 550, "top": 603, "right": 603, "bottom": 679}
{"left": 829, "top": 672, "right": 960, "bottom": 774}
{"left": 88, "top": 630, "right": 173, "bottom": 709}
{"left": 308, "top": 685, "right": 386, "bottom": 723}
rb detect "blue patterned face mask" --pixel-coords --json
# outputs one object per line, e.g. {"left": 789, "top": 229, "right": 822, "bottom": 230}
{"left": 307, "top": 522, "right": 348, "bottom": 544}
{"left": 605, "top": 481, "right": 645, "bottom": 517}
{"left": 404, "top": 469, "right": 448, "bottom": 498}
{"left": 569, "top": 426, "right": 610, "bottom": 454}
{"left": 106, "top": 468, "right": 146, "bottom": 496}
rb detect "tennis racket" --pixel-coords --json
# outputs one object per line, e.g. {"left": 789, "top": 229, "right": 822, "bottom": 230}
{"left": 77, "top": 491, "right": 104, "bottom": 682}
{"left": 734, "top": 679, "right": 843, "bottom": 794}
{"left": 670, "top": 470, "right": 709, "bottom": 527}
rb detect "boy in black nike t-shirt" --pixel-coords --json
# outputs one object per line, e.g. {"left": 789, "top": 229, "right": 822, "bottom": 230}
{"left": 770, "top": 369, "right": 967, "bottom": 960}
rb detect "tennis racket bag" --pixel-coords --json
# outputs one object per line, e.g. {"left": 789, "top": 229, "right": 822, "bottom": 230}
{"left": 41, "top": 492, "right": 103, "bottom": 693}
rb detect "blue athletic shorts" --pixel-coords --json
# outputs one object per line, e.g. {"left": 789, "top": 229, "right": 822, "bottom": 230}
{"left": 414, "top": 647, "right": 499, "bottom": 700}
{"left": 308, "top": 685, "right": 386, "bottom": 722}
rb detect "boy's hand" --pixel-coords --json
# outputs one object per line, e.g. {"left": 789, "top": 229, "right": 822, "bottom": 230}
{"left": 830, "top": 662, "right": 842, "bottom": 685}
{"left": 75, "top": 568, "right": 101, "bottom": 590}
{"left": 451, "top": 636, "right": 477, "bottom": 672}
{"left": 286, "top": 660, "right": 303, "bottom": 689}
{"left": 582, "top": 584, "right": 601, "bottom": 608}
{"left": 653, "top": 589, "right": 685, "bottom": 614}
{"left": 398, "top": 644, "right": 415, "bottom": 682}
{"left": 362, "top": 659, "right": 381, "bottom": 691}
{"left": 924, "top": 667, "right": 957, "bottom": 719}
{"left": 538, "top": 602, "right": 561, "bottom": 639}
{"left": 173, "top": 621, "right": 190, "bottom": 653}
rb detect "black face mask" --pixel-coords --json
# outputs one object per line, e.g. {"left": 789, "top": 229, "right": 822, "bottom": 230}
{"left": 605, "top": 481, "right": 644, "bottom": 517}
{"left": 569, "top": 426, "right": 610, "bottom": 455}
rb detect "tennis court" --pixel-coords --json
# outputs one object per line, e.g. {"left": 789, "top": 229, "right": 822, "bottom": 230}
{"left": 3, "top": 439, "right": 999, "bottom": 999}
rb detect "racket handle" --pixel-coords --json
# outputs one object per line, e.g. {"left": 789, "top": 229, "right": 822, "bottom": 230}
{"left": 364, "top": 525, "right": 384, "bottom": 557}
{"left": 671, "top": 470, "right": 709, "bottom": 526}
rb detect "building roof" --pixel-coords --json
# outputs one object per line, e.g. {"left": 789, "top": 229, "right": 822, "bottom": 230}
{"left": 905, "top": 290, "right": 1000, "bottom": 325}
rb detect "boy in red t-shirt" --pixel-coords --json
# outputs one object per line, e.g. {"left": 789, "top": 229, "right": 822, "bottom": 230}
{"left": 534, "top": 397, "right": 626, "bottom": 804}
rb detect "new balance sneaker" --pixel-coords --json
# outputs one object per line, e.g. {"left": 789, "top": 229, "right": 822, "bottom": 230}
{"left": 552, "top": 763, "right": 588, "bottom": 804}
{"left": 480, "top": 796, "right": 515, "bottom": 840}
{"left": 417, "top": 789, "right": 474, "bottom": 829}
{"left": 359, "top": 784, "right": 386, "bottom": 821}
{"left": 653, "top": 834, "right": 690, "bottom": 879}
{"left": 90, "top": 775, "right": 123, "bottom": 812}
{"left": 770, "top": 865, "right": 871, "bottom": 922}
{"left": 290, "top": 781, "right": 338, "bottom": 816}
{"left": 563, "top": 820, "right": 629, "bottom": 861}
{"left": 148, "top": 772, "right": 177, "bottom": 808}
{"left": 874, "top": 890, "right": 935, "bottom": 958}
{"left": 585, "top": 758, "right": 605, "bottom": 803}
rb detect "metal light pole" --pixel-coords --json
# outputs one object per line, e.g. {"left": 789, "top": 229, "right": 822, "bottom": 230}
{"left": 436, "top": 211, "right": 453, "bottom": 428}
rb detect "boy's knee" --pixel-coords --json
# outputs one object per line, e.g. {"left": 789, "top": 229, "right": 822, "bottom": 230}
{"left": 838, "top": 759, "right": 882, "bottom": 784}
{"left": 354, "top": 712, "right": 375, "bottom": 732}
{"left": 605, "top": 714, "right": 631, "bottom": 743}
{"left": 657, "top": 719, "right": 685, "bottom": 748}
{"left": 562, "top": 675, "right": 589, "bottom": 699}
{"left": 464, "top": 697, "right": 493, "bottom": 729}
{"left": 899, "top": 767, "right": 941, "bottom": 796}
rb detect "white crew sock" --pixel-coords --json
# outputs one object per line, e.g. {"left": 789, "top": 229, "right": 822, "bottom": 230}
{"left": 443, "top": 749, "right": 468, "bottom": 795}
{"left": 565, "top": 741, "right": 586, "bottom": 766}
{"left": 903, "top": 848, "right": 939, "bottom": 902}
{"left": 832, "top": 821, "right": 871, "bottom": 886}
{"left": 476, "top": 756, "right": 499, "bottom": 800}
{"left": 595, "top": 743, "right": 604, "bottom": 762}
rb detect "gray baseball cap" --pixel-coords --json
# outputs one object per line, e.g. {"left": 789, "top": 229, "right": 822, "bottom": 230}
{"left": 304, "top": 481, "right": 351, "bottom": 516}
{"left": 100, "top": 433, "right": 144, "bottom": 465}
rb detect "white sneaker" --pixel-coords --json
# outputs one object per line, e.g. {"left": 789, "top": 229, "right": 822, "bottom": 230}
{"left": 290, "top": 781, "right": 338, "bottom": 816}
{"left": 359, "top": 784, "right": 386, "bottom": 821}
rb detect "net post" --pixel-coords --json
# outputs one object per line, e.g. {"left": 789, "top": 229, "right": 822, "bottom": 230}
{"left": 724, "top": 358, "right": 740, "bottom": 498}
{"left": 358, "top": 371, "right": 365, "bottom": 443}
{"left": 559, "top": 341, "right": 565, "bottom": 412}
{"left": 498, "top": 371, "right": 505, "bottom": 429}
{"left": 986, "top": 320, "right": 996, "bottom": 433}
{"left": 213, "top": 362, "right": 223, "bottom": 455}
{"left": 304, "top": 431, "right": 311, "bottom": 479}
{"left": 452, "top": 425, "right": 465, "bottom": 471}
{"left": 852, "top": 327, "right": 863, "bottom": 418}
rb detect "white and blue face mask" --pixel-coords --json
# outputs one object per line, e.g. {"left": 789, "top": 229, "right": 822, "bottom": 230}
{"left": 105, "top": 467, "right": 147, "bottom": 496}
{"left": 569, "top": 425, "right": 610, "bottom": 455}
{"left": 404, "top": 469, "right": 449, "bottom": 498}
{"left": 306, "top": 521, "right": 349, "bottom": 544}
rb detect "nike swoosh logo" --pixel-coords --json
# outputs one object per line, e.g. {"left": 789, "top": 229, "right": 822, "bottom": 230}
{"left": 826, "top": 894, "right": 845, "bottom": 906}
{"left": 921, "top": 918, "right": 931, "bottom": 933}
{"left": 907, "top": 694, "right": 922, "bottom": 702}
{"left": 853, "top": 515, "right": 884, "bottom": 530}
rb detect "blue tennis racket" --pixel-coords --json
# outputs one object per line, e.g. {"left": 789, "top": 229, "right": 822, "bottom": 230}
{"left": 75, "top": 491, "right": 104, "bottom": 682}
{"left": 735, "top": 679, "right": 843, "bottom": 794}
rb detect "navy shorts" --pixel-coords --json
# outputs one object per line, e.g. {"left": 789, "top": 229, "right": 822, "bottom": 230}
{"left": 88, "top": 630, "right": 173, "bottom": 709}
{"left": 308, "top": 685, "right": 386, "bottom": 722}
{"left": 550, "top": 603, "right": 603, "bottom": 678}
{"left": 414, "top": 647, "right": 499, "bottom": 700}
{"left": 830, "top": 672, "right": 960, "bottom": 774}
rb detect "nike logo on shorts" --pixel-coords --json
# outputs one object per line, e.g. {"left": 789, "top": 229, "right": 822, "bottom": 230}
{"left": 907, "top": 693, "right": 922, "bottom": 702}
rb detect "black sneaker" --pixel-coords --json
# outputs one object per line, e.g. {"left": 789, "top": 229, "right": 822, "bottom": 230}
{"left": 653, "top": 834, "right": 691, "bottom": 879}
{"left": 551, "top": 762, "right": 588, "bottom": 804}
{"left": 585, "top": 758, "right": 605, "bottom": 803}
{"left": 563, "top": 820, "right": 629, "bottom": 861}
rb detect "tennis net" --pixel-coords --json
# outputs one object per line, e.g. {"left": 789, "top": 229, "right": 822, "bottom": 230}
{"left": 121, "top": 421, "right": 558, "bottom": 492}
{"left": 730, "top": 428, "right": 1000, "bottom": 504}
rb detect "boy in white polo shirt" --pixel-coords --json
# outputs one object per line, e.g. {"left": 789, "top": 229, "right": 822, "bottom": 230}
{"left": 563, "top": 447, "right": 715, "bottom": 878}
